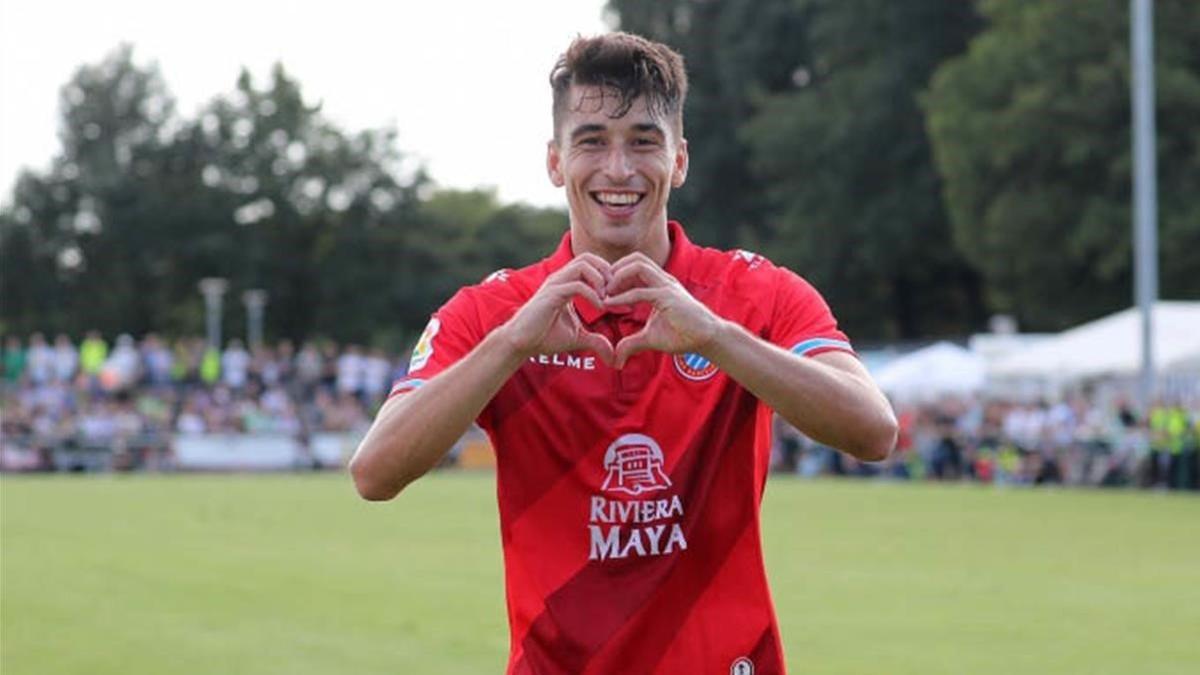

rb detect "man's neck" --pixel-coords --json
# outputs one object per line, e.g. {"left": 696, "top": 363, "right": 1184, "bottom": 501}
{"left": 569, "top": 221, "right": 672, "bottom": 266}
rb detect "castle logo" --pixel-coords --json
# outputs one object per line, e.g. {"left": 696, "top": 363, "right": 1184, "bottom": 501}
{"left": 601, "top": 433, "right": 672, "bottom": 496}
{"left": 590, "top": 433, "right": 686, "bottom": 561}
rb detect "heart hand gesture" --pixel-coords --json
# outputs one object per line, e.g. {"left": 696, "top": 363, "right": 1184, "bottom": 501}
{"left": 499, "top": 253, "right": 616, "bottom": 365}
{"left": 603, "top": 252, "right": 724, "bottom": 368}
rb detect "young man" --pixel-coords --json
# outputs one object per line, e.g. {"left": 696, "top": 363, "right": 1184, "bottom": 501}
{"left": 351, "top": 33, "right": 897, "bottom": 674}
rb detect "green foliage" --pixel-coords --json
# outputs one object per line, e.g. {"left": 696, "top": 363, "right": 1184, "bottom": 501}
{"left": 614, "top": 0, "right": 986, "bottom": 339}
{"left": 0, "top": 47, "right": 568, "bottom": 347}
{"left": 610, "top": 0, "right": 812, "bottom": 250}
{"left": 926, "top": 0, "right": 1200, "bottom": 329}
{"left": 1, "top": 46, "right": 178, "bottom": 336}
{"left": 743, "top": 0, "right": 985, "bottom": 339}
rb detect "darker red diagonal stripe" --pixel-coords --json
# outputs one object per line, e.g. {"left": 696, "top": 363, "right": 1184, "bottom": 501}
{"left": 515, "top": 389, "right": 761, "bottom": 674}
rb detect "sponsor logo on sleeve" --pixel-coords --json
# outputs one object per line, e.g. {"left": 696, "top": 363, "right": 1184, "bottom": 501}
{"left": 408, "top": 318, "right": 440, "bottom": 373}
{"left": 483, "top": 269, "right": 511, "bottom": 284}
{"left": 733, "top": 249, "right": 764, "bottom": 269}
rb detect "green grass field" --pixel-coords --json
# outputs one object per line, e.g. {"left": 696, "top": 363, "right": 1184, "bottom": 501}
{"left": 2, "top": 473, "right": 1197, "bottom": 674}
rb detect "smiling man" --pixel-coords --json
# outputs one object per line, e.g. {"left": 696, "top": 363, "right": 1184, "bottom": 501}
{"left": 350, "top": 33, "right": 897, "bottom": 674}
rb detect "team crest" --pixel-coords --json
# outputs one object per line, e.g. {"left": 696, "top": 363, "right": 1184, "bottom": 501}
{"left": 673, "top": 352, "right": 719, "bottom": 381}
{"left": 601, "top": 434, "right": 672, "bottom": 496}
{"left": 731, "top": 657, "right": 754, "bottom": 675}
{"left": 408, "top": 317, "right": 440, "bottom": 373}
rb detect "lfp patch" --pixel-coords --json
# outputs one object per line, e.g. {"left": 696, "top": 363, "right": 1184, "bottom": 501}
{"left": 408, "top": 317, "right": 440, "bottom": 373}
{"left": 673, "top": 352, "right": 718, "bottom": 381}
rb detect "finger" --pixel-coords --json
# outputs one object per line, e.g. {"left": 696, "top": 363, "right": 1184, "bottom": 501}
{"left": 549, "top": 280, "right": 604, "bottom": 309}
{"left": 610, "top": 251, "right": 656, "bottom": 274}
{"left": 604, "top": 286, "right": 664, "bottom": 307}
{"left": 570, "top": 253, "right": 614, "bottom": 284}
{"left": 575, "top": 329, "right": 615, "bottom": 366}
{"left": 552, "top": 259, "right": 607, "bottom": 295}
{"left": 614, "top": 330, "right": 653, "bottom": 369}
{"left": 607, "top": 261, "right": 667, "bottom": 295}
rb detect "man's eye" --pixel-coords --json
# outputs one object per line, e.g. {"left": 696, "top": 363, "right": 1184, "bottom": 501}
{"left": 578, "top": 137, "right": 604, "bottom": 147}
{"left": 633, "top": 138, "right": 660, "bottom": 147}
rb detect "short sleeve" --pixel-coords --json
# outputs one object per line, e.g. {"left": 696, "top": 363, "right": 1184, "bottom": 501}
{"left": 767, "top": 267, "right": 855, "bottom": 358}
{"left": 387, "top": 289, "right": 481, "bottom": 399}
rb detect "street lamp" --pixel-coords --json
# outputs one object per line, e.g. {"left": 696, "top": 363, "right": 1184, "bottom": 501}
{"left": 197, "top": 277, "right": 229, "bottom": 350}
{"left": 242, "top": 289, "right": 269, "bottom": 349}
{"left": 1130, "top": 0, "right": 1159, "bottom": 411}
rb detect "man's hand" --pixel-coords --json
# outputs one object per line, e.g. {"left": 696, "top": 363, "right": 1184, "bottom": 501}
{"left": 497, "top": 253, "right": 616, "bottom": 365}
{"left": 602, "top": 252, "right": 724, "bottom": 368}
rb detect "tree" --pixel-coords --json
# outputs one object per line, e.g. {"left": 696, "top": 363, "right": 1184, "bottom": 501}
{"left": 743, "top": 0, "right": 985, "bottom": 339}
{"left": 611, "top": 0, "right": 986, "bottom": 339}
{"left": 609, "top": 0, "right": 812, "bottom": 250}
{"left": 0, "top": 49, "right": 434, "bottom": 345}
{"left": 925, "top": 0, "right": 1200, "bottom": 330}
{"left": 0, "top": 45, "right": 180, "bottom": 337}
{"left": 188, "top": 64, "right": 428, "bottom": 344}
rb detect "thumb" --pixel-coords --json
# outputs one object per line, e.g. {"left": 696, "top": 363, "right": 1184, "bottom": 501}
{"left": 577, "top": 330, "right": 615, "bottom": 367}
{"left": 613, "top": 330, "right": 652, "bottom": 369}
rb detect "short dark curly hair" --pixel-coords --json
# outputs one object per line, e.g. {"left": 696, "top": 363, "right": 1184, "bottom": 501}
{"left": 550, "top": 32, "right": 688, "bottom": 140}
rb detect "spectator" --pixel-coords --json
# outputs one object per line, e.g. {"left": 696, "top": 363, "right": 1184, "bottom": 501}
{"left": 221, "top": 339, "right": 251, "bottom": 390}
{"left": 295, "top": 341, "right": 323, "bottom": 393}
{"left": 319, "top": 342, "right": 339, "bottom": 392}
{"left": 275, "top": 340, "right": 295, "bottom": 385}
{"left": 52, "top": 334, "right": 78, "bottom": 383}
{"left": 3, "top": 336, "right": 26, "bottom": 384}
{"left": 102, "top": 334, "right": 141, "bottom": 391}
{"left": 362, "top": 348, "right": 392, "bottom": 403}
{"left": 176, "top": 398, "right": 207, "bottom": 434}
{"left": 26, "top": 333, "right": 54, "bottom": 385}
{"left": 141, "top": 333, "right": 173, "bottom": 387}
{"left": 78, "top": 330, "right": 108, "bottom": 377}
{"left": 199, "top": 346, "right": 221, "bottom": 386}
{"left": 336, "top": 344, "right": 365, "bottom": 398}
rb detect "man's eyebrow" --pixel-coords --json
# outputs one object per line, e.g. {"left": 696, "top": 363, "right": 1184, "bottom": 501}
{"left": 570, "top": 124, "right": 606, "bottom": 140}
{"left": 632, "top": 123, "right": 666, "bottom": 136}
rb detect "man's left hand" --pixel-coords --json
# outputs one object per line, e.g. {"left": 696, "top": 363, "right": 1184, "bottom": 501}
{"left": 602, "top": 252, "right": 724, "bottom": 368}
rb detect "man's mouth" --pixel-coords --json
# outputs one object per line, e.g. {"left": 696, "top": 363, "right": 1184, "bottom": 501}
{"left": 590, "top": 190, "right": 645, "bottom": 209}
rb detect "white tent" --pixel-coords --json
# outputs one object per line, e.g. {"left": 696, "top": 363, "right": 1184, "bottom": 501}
{"left": 873, "top": 341, "right": 987, "bottom": 401}
{"left": 990, "top": 301, "right": 1200, "bottom": 381}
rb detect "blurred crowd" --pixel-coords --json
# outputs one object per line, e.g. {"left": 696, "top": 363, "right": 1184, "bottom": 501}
{"left": 774, "top": 395, "right": 1200, "bottom": 491}
{"left": 1, "top": 332, "right": 401, "bottom": 470}
{"left": 4, "top": 331, "right": 1198, "bottom": 490}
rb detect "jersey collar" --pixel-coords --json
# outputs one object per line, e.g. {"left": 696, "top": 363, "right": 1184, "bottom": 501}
{"left": 546, "top": 221, "right": 698, "bottom": 325}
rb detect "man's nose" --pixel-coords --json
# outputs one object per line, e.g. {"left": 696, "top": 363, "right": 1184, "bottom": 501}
{"left": 603, "top": 146, "right": 635, "bottom": 181}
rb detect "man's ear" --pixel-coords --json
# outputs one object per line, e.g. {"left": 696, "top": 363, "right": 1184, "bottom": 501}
{"left": 547, "top": 139, "right": 565, "bottom": 187}
{"left": 671, "top": 138, "right": 689, "bottom": 188}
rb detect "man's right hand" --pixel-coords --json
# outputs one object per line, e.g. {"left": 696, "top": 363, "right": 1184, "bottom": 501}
{"left": 496, "top": 253, "right": 616, "bottom": 365}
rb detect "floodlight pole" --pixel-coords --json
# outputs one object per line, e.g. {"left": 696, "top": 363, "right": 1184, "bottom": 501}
{"left": 242, "top": 289, "right": 269, "bottom": 349}
{"left": 1131, "top": 0, "right": 1158, "bottom": 411}
{"left": 198, "top": 277, "right": 230, "bottom": 351}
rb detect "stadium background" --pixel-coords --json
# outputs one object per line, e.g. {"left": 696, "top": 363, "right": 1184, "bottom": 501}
{"left": 2, "top": 1, "right": 1199, "bottom": 673}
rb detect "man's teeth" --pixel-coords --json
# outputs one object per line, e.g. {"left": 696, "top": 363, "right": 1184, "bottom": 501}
{"left": 596, "top": 192, "right": 640, "bottom": 206}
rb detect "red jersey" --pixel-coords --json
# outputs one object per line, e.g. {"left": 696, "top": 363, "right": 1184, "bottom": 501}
{"left": 391, "top": 221, "right": 853, "bottom": 674}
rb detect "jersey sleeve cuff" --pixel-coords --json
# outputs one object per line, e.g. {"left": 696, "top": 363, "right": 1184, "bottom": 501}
{"left": 387, "top": 378, "right": 426, "bottom": 400}
{"left": 790, "top": 338, "right": 856, "bottom": 358}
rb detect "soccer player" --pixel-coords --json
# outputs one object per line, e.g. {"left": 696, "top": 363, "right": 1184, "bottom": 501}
{"left": 351, "top": 32, "right": 898, "bottom": 674}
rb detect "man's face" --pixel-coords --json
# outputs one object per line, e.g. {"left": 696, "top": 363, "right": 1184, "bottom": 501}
{"left": 547, "top": 85, "right": 688, "bottom": 259}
